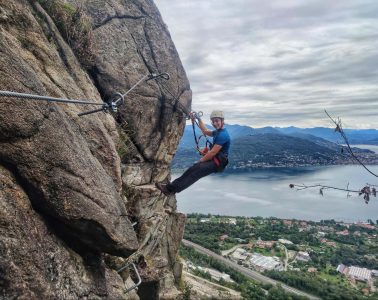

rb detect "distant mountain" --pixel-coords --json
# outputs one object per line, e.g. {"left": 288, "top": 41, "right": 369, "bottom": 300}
{"left": 284, "top": 132, "right": 371, "bottom": 153}
{"left": 276, "top": 127, "right": 378, "bottom": 145}
{"left": 179, "top": 124, "right": 281, "bottom": 149}
{"left": 231, "top": 133, "right": 339, "bottom": 161}
{"left": 223, "top": 124, "right": 257, "bottom": 137}
{"left": 173, "top": 133, "right": 347, "bottom": 170}
{"left": 173, "top": 124, "right": 378, "bottom": 170}
{"left": 180, "top": 124, "right": 378, "bottom": 149}
{"left": 178, "top": 124, "right": 377, "bottom": 151}
{"left": 254, "top": 126, "right": 281, "bottom": 134}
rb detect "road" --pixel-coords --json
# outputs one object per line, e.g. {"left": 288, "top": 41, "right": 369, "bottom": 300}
{"left": 182, "top": 239, "right": 320, "bottom": 300}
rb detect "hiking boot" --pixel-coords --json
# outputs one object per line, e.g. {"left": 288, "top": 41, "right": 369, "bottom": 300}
{"left": 155, "top": 182, "right": 174, "bottom": 196}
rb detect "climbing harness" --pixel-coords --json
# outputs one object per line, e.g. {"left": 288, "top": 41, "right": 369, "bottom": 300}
{"left": 0, "top": 73, "right": 169, "bottom": 117}
{"left": 191, "top": 115, "right": 228, "bottom": 171}
{"left": 117, "top": 262, "right": 142, "bottom": 293}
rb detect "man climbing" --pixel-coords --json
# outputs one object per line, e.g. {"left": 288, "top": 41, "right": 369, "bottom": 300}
{"left": 156, "top": 110, "right": 230, "bottom": 196}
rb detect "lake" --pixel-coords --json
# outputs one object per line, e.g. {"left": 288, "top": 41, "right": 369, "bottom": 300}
{"left": 173, "top": 165, "right": 378, "bottom": 222}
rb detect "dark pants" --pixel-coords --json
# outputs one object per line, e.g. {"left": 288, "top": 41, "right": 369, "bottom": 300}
{"left": 167, "top": 160, "right": 218, "bottom": 193}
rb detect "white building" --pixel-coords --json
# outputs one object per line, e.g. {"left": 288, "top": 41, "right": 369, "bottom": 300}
{"left": 231, "top": 248, "right": 248, "bottom": 261}
{"left": 337, "top": 265, "right": 373, "bottom": 282}
{"left": 278, "top": 239, "right": 293, "bottom": 245}
{"left": 200, "top": 218, "right": 210, "bottom": 223}
{"left": 348, "top": 266, "right": 372, "bottom": 282}
{"left": 296, "top": 251, "right": 311, "bottom": 262}
{"left": 228, "top": 218, "right": 237, "bottom": 225}
{"left": 336, "top": 264, "right": 348, "bottom": 275}
{"left": 202, "top": 267, "right": 234, "bottom": 283}
{"left": 249, "top": 253, "right": 282, "bottom": 272}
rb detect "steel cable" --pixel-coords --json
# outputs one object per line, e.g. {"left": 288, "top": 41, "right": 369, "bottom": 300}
{"left": 0, "top": 73, "right": 169, "bottom": 117}
{"left": 0, "top": 90, "right": 104, "bottom": 106}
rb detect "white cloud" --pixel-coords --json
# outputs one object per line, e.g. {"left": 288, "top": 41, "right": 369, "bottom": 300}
{"left": 155, "top": 0, "right": 378, "bottom": 128}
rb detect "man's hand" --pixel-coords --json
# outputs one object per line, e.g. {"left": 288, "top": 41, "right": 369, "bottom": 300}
{"left": 190, "top": 111, "right": 213, "bottom": 136}
{"left": 189, "top": 112, "right": 196, "bottom": 121}
{"left": 189, "top": 111, "right": 201, "bottom": 121}
{"left": 200, "top": 144, "right": 222, "bottom": 162}
{"left": 199, "top": 147, "right": 209, "bottom": 156}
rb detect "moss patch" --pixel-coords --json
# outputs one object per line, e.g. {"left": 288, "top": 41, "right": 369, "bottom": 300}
{"left": 37, "top": 0, "right": 96, "bottom": 68}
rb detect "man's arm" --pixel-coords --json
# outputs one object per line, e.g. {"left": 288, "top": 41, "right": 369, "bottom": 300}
{"left": 200, "top": 144, "right": 222, "bottom": 162}
{"left": 197, "top": 118, "right": 213, "bottom": 136}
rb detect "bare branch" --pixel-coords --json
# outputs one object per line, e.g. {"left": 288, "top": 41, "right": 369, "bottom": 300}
{"left": 289, "top": 183, "right": 376, "bottom": 204}
{"left": 289, "top": 183, "right": 360, "bottom": 193}
{"left": 325, "top": 110, "right": 378, "bottom": 178}
{"left": 346, "top": 182, "right": 351, "bottom": 198}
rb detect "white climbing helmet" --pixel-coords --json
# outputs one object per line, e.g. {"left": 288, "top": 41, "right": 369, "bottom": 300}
{"left": 210, "top": 110, "right": 225, "bottom": 120}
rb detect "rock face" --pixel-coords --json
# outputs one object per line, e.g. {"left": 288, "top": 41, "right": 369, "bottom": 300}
{"left": 0, "top": 0, "right": 189, "bottom": 299}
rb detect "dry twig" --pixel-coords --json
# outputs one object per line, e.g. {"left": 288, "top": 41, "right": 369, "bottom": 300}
{"left": 289, "top": 111, "right": 378, "bottom": 204}
{"left": 289, "top": 183, "right": 376, "bottom": 204}
{"left": 325, "top": 110, "right": 378, "bottom": 178}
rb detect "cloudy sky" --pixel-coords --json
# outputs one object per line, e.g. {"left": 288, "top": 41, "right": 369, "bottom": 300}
{"left": 154, "top": 0, "right": 378, "bottom": 128}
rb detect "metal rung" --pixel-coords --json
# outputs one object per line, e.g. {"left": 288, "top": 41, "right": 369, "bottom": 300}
{"left": 117, "top": 262, "right": 142, "bottom": 294}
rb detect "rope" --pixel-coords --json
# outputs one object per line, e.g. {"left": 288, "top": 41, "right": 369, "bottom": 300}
{"left": 79, "top": 73, "right": 169, "bottom": 116}
{"left": 191, "top": 118, "right": 200, "bottom": 153}
{"left": 153, "top": 76, "right": 213, "bottom": 154}
{"left": 155, "top": 76, "right": 190, "bottom": 117}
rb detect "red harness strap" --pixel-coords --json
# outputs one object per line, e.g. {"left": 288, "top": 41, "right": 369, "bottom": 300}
{"left": 213, "top": 156, "right": 221, "bottom": 166}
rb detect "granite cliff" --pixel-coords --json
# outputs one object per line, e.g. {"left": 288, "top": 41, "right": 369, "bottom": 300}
{"left": 0, "top": 0, "right": 190, "bottom": 299}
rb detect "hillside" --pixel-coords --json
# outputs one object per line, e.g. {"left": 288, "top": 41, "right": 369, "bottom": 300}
{"left": 182, "top": 214, "right": 378, "bottom": 300}
{"left": 173, "top": 124, "right": 378, "bottom": 170}
{"left": 173, "top": 133, "right": 345, "bottom": 170}
{"left": 179, "top": 124, "right": 378, "bottom": 150}
{"left": 232, "top": 133, "right": 341, "bottom": 166}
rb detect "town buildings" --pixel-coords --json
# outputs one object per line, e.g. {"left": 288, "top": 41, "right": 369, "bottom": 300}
{"left": 278, "top": 239, "right": 293, "bottom": 245}
{"left": 296, "top": 251, "right": 311, "bottom": 262}
{"left": 337, "top": 264, "right": 373, "bottom": 282}
{"left": 230, "top": 248, "right": 249, "bottom": 261}
{"left": 249, "top": 253, "right": 282, "bottom": 272}
{"left": 336, "top": 229, "right": 349, "bottom": 236}
{"left": 255, "top": 239, "right": 275, "bottom": 249}
{"left": 201, "top": 267, "right": 234, "bottom": 283}
{"left": 320, "top": 238, "right": 337, "bottom": 247}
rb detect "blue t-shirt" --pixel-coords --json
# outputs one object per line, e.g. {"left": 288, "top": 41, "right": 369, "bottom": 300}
{"left": 212, "top": 128, "right": 231, "bottom": 156}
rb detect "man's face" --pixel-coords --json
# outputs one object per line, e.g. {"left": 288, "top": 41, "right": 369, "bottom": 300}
{"left": 211, "top": 118, "right": 223, "bottom": 130}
